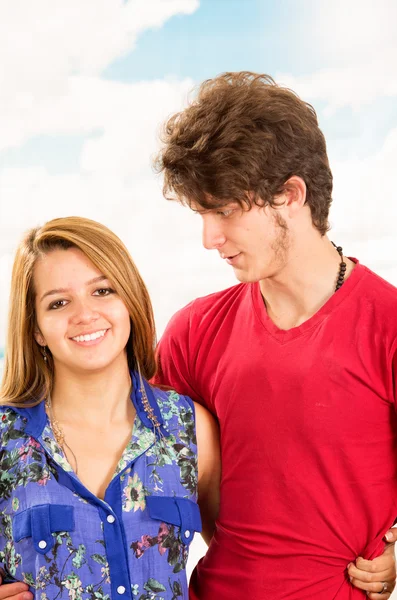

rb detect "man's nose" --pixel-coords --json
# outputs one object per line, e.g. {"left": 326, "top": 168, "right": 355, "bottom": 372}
{"left": 202, "top": 216, "right": 226, "bottom": 250}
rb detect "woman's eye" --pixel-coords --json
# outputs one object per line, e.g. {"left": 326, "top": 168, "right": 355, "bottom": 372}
{"left": 49, "top": 300, "right": 67, "bottom": 310}
{"left": 217, "top": 209, "right": 234, "bottom": 217}
{"left": 93, "top": 288, "right": 114, "bottom": 297}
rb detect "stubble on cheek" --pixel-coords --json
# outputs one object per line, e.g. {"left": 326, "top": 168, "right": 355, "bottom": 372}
{"left": 271, "top": 212, "right": 290, "bottom": 265}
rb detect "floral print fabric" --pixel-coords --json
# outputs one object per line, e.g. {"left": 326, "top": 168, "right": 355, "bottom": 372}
{"left": 0, "top": 381, "right": 199, "bottom": 600}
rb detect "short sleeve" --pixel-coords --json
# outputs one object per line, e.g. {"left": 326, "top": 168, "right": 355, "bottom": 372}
{"left": 392, "top": 342, "right": 397, "bottom": 408}
{"left": 153, "top": 303, "right": 204, "bottom": 404}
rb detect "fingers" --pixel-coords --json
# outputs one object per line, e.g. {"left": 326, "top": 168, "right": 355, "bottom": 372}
{"left": 367, "top": 591, "right": 392, "bottom": 600}
{"left": 0, "top": 576, "right": 33, "bottom": 600}
{"left": 385, "top": 528, "right": 397, "bottom": 544}
{"left": 348, "top": 546, "right": 396, "bottom": 600}
{"left": 355, "top": 544, "right": 396, "bottom": 575}
{"left": 348, "top": 572, "right": 392, "bottom": 598}
{"left": 349, "top": 562, "right": 395, "bottom": 584}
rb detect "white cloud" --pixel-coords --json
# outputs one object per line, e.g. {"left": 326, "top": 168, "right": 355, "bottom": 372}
{"left": 327, "top": 126, "right": 397, "bottom": 286}
{"left": 277, "top": 0, "right": 397, "bottom": 113}
{"left": 277, "top": 56, "right": 397, "bottom": 115}
{"left": 80, "top": 77, "right": 194, "bottom": 176}
{"left": 309, "top": 0, "right": 397, "bottom": 65}
{"left": 0, "top": 0, "right": 199, "bottom": 150}
{"left": 330, "top": 126, "right": 397, "bottom": 239}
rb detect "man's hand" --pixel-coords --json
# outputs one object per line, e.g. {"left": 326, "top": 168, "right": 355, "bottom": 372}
{"left": 385, "top": 528, "right": 397, "bottom": 545}
{"left": 0, "top": 535, "right": 395, "bottom": 600}
{"left": 0, "top": 574, "right": 33, "bottom": 600}
{"left": 348, "top": 538, "right": 396, "bottom": 599}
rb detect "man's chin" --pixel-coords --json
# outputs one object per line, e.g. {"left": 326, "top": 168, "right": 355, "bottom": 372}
{"left": 232, "top": 268, "right": 260, "bottom": 284}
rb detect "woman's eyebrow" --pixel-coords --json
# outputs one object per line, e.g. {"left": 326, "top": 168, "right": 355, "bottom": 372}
{"left": 40, "top": 275, "right": 108, "bottom": 302}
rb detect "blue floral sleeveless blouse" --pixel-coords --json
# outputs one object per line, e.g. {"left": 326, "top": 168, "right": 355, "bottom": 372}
{"left": 0, "top": 373, "right": 201, "bottom": 600}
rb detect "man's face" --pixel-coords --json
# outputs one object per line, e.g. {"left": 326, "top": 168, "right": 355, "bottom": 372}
{"left": 194, "top": 200, "right": 291, "bottom": 283}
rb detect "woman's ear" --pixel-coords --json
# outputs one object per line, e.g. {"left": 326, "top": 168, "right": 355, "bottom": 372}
{"left": 34, "top": 330, "right": 46, "bottom": 347}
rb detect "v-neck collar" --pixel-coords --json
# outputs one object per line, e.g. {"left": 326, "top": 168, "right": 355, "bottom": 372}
{"left": 251, "top": 258, "right": 367, "bottom": 344}
{"left": 39, "top": 410, "right": 156, "bottom": 481}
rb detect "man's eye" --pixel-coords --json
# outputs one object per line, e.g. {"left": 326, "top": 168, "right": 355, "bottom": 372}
{"left": 93, "top": 288, "right": 114, "bottom": 296}
{"left": 49, "top": 300, "right": 67, "bottom": 310}
{"left": 217, "top": 209, "right": 234, "bottom": 217}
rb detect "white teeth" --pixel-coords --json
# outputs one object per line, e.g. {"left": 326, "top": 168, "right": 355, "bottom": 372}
{"left": 72, "top": 329, "right": 107, "bottom": 343}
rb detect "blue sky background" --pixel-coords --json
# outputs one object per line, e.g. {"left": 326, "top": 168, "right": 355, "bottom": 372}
{"left": 105, "top": 1, "right": 311, "bottom": 81}
{"left": 1, "top": 0, "right": 396, "bottom": 341}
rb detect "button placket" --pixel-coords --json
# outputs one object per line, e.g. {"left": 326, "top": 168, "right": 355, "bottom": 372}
{"left": 100, "top": 499, "right": 132, "bottom": 600}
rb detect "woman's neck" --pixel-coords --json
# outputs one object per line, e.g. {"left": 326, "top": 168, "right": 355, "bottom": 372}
{"left": 51, "top": 358, "right": 134, "bottom": 427}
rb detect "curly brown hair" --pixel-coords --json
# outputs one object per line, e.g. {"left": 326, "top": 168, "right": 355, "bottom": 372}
{"left": 155, "top": 72, "right": 333, "bottom": 235}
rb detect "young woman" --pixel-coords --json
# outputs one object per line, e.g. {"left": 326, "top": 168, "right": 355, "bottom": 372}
{"left": 0, "top": 217, "right": 220, "bottom": 600}
{"left": 0, "top": 216, "right": 395, "bottom": 600}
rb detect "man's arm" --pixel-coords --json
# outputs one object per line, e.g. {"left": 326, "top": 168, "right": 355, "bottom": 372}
{"left": 154, "top": 303, "right": 204, "bottom": 403}
{"left": 348, "top": 540, "right": 396, "bottom": 599}
{"left": 360, "top": 344, "right": 397, "bottom": 598}
{"left": 195, "top": 402, "right": 221, "bottom": 544}
{"left": 0, "top": 572, "right": 32, "bottom": 600}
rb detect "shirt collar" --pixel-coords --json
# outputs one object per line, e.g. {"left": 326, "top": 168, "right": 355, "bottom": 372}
{"left": 9, "top": 370, "right": 169, "bottom": 439}
{"left": 130, "top": 370, "right": 168, "bottom": 435}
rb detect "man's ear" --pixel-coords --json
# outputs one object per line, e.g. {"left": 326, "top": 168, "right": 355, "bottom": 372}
{"left": 282, "top": 176, "right": 307, "bottom": 213}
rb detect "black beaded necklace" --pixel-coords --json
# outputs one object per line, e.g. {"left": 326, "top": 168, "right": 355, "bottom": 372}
{"left": 332, "top": 242, "right": 347, "bottom": 291}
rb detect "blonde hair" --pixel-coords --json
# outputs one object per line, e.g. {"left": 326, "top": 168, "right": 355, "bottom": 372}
{"left": 0, "top": 216, "right": 157, "bottom": 407}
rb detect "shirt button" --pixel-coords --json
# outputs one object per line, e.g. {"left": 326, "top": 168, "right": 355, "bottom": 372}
{"left": 117, "top": 586, "right": 126, "bottom": 595}
{"left": 184, "top": 530, "right": 191, "bottom": 538}
{"left": 38, "top": 540, "right": 47, "bottom": 549}
{"left": 107, "top": 515, "right": 116, "bottom": 523}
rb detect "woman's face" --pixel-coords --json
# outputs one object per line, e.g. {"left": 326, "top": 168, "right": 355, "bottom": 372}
{"left": 34, "top": 247, "right": 131, "bottom": 376}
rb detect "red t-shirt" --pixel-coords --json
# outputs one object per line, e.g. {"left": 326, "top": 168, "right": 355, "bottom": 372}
{"left": 155, "top": 261, "right": 397, "bottom": 599}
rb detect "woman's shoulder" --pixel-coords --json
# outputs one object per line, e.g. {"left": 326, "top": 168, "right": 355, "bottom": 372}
{"left": 149, "top": 385, "right": 219, "bottom": 435}
{"left": 150, "top": 385, "right": 197, "bottom": 444}
{"left": 151, "top": 385, "right": 195, "bottom": 414}
{"left": 0, "top": 405, "right": 29, "bottom": 449}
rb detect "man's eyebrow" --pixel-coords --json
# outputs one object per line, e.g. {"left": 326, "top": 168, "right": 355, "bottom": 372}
{"left": 39, "top": 275, "right": 108, "bottom": 302}
{"left": 192, "top": 207, "right": 219, "bottom": 215}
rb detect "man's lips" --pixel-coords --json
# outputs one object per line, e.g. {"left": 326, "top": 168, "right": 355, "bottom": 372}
{"left": 221, "top": 253, "right": 242, "bottom": 266}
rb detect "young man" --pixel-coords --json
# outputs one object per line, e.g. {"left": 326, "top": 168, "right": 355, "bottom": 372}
{"left": 0, "top": 73, "right": 395, "bottom": 600}
{"left": 154, "top": 72, "right": 397, "bottom": 599}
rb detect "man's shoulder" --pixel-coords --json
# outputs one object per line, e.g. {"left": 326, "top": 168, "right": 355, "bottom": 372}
{"left": 168, "top": 282, "right": 249, "bottom": 329}
{"left": 360, "top": 264, "right": 397, "bottom": 305}
{"left": 357, "top": 265, "right": 397, "bottom": 336}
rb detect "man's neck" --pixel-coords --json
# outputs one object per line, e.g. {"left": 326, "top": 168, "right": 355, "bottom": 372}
{"left": 259, "top": 236, "right": 355, "bottom": 330}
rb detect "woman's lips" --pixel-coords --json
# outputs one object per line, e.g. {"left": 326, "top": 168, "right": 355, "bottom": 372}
{"left": 70, "top": 328, "right": 109, "bottom": 347}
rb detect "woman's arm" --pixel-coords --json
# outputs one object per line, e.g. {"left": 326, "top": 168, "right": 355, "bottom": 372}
{"left": 195, "top": 402, "right": 221, "bottom": 545}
